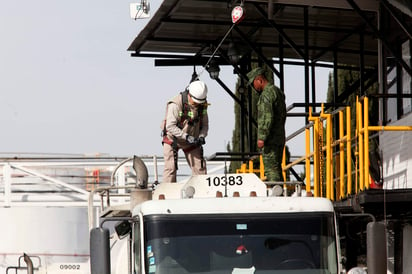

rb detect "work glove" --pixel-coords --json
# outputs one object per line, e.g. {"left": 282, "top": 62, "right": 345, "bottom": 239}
{"left": 198, "top": 136, "right": 206, "bottom": 145}
{"left": 186, "top": 135, "right": 197, "bottom": 145}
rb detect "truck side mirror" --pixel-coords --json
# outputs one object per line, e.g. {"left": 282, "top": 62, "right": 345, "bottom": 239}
{"left": 367, "top": 222, "right": 387, "bottom": 274}
{"left": 90, "top": 227, "right": 111, "bottom": 274}
{"left": 115, "top": 220, "right": 132, "bottom": 239}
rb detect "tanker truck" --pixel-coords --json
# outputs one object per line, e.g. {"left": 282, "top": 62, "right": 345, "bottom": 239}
{"left": 88, "top": 157, "right": 385, "bottom": 274}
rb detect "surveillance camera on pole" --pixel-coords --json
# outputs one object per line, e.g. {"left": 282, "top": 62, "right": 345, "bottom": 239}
{"left": 130, "top": 1, "right": 150, "bottom": 20}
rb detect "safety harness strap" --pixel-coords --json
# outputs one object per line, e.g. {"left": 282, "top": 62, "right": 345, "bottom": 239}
{"left": 162, "top": 91, "right": 206, "bottom": 170}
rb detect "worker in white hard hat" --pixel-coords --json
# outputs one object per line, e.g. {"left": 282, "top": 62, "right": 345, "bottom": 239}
{"left": 161, "top": 79, "right": 209, "bottom": 182}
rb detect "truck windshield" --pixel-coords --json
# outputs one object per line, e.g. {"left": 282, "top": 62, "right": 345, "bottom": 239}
{"left": 141, "top": 213, "right": 337, "bottom": 274}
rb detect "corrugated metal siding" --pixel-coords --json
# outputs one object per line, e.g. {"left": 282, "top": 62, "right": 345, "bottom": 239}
{"left": 381, "top": 112, "right": 412, "bottom": 189}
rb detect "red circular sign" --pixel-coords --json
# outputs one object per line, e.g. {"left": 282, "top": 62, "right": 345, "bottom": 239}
{"left": 231, "top": 6, "right": 245, "bottom": 24}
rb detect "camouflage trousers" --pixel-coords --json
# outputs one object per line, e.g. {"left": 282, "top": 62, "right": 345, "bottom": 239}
{"left": 262, "top": 144, "right": 284, "bottom": 182}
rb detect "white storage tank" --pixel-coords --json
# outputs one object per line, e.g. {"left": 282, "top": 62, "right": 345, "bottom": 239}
{"left": 0, "top": 206, "right": 90, "bottom": 273}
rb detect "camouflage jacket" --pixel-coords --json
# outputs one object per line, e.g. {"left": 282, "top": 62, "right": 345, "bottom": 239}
{"left": 257, "top": 83, "right": 286, "bottom": 145}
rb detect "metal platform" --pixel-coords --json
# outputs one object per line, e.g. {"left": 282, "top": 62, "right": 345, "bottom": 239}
{"left": 334, "top": 188, "right": 412, "bottom": 220}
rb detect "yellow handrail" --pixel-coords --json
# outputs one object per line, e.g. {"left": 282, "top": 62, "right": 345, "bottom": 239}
{"left": 237, "top": 96, "right": 412, "bottom": 201}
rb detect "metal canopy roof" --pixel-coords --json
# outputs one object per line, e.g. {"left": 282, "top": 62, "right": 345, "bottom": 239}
{"left": 126, "top": 0, "right": 407, "bottom": 68}
{"left": 127, "top": 1, "right": 412, "bottom": 216}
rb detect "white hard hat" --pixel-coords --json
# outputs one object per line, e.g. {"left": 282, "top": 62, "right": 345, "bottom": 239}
{"left": 188, "top": 80, "right": 208, "bottom": 104}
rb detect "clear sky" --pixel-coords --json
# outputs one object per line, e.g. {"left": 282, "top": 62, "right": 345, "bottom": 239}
{"left": 0, "top": 0, "right": 330, "bottom": 159}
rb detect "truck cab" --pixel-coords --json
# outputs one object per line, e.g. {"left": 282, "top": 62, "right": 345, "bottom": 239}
{"left": 136, "top": 197, "right": 339, "bottom": 274}
{"left": 90, "top": 172, "right": 343, "bottom": 274}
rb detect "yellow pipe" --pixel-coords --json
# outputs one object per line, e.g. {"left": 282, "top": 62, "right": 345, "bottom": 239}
{"left": 355, "top": 97, "right": 359, "bottom": 193}
{"left": 259, "top": 155, "right": 265, "bottom": 180}
{"left": 305, "top": 127, "right": 311, "bottom": 193}
{"left": 320, "top": 104, "right": 325, "bottom": 198}
{"left": 320, "top": 120, "right": 324, "bottom": 198}
{"left": 323, "top": 113, "right": 332, "bottom": 200}
{"left": 339, "top": 110, "right": 345, "bottom": 199}
{"left": 367, "top": 126, "right": 412, "bottom": 131}
{"left": 248, "top": 159, "right": 254, "bottom": 174}
{"left": 308, "top": 110, "right": 320, "bottom": 197}
{"left": 313, "top": 118, "right": 320, "bottom": 197}
{"left": 328, "top": 114, "right": 334, "bottom": 200}
{"left": 364, "top": 97, "right": 369, "bottom": 189}
{"left": 357, "top": 99, "right": 364, "bottom": 191}
{"left": 241, "top": 163, "right": 246, "bottom": 173}
{"left": 346, "top": 106, "right": 352, "bottom": 195}
{"left": 283, "top": 154, "right": 310, "bottom": 170}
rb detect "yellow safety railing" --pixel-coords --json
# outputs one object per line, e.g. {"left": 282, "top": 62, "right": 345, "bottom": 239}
{"left": 299, "top": 96, "right": 412, "bottom": 200}
{"left": 236, "top": 154, "right": 266, "bottom": 181}
{"left": 235, "top": 96, "right": 412, "bottom": 200}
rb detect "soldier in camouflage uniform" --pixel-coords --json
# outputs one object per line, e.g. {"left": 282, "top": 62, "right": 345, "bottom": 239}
{"left": 247, "top": 67, "right": 286, "bottom": 182}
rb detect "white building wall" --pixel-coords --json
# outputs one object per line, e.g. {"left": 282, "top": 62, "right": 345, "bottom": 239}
{"left": 380, "top": 112, "right": 412, "bottom": 189}
{"left": 403, "top": 225, "right": 412, "bottom": 273}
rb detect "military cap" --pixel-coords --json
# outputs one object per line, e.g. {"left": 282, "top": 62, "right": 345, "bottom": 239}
{"left": 247, "top": 67, "right": 266, "bottom": 86}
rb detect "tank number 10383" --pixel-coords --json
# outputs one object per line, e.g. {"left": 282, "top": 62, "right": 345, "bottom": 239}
{"left": 206, "top": 175, "right": 243, "bottom": 187}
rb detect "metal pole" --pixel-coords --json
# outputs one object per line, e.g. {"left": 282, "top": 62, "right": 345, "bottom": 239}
{"left": 360, "top": 30, "right": 365, "bottom": 95}
{"left": 339, "top": 110, "right": 345, "bottom": 198}
{"left": 357, "top": 97, "right": 364, "bottom": 191}
{"left": 304, "top": 7, "right": 310, "bottom": 124}
{"left": 346, "top": 106, "right": 352, "bottom": 195}
{"left": 279, "top": 35, "right": 284, "bottom": 92}
{"left": 305, "top": 126, "right": 311, "bottom": 193}
{"left": 23, "top": 253, "right": 34, "bottom": 274}
{"left": 3, "top": 164, "right": 11, "bottom": 207}
{"left": 364, "top": 97, "right": 370, "bottom": 189}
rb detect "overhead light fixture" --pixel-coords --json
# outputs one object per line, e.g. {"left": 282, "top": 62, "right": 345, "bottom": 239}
{"left": 227, "top": 41, "right": 242, "bottom": 65}
{"left": 206, "top": 59, "right": 220, "bottom": 80}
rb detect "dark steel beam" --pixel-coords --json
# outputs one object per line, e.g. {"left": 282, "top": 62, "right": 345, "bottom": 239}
{"left": 148, "top": 54, "right": 376, "bottom": 72}
{"left": 134, "top": 37, "right": 378, "bottom": 59}
{"left": 214, "top": 77, "right": 257, "bottom": 127}
{"left": 289, "top": 166, "right": 304, "bottom": 184}
{"left": 312, "top": 23, "right": 367, "bottom": 62}
{"left": 304, "top": 7, "right": 310, "bottom": 123}
{"left": 346, "top": 0, "right": 412, "bottom": 77}
{"left": 368, "top": 93, "right": 412, "bottom": 98}
{"left": 160, "top": 18, "right": 374, "bottom": 36}
{"left": 245, "top": 61, "right": 254, "bottom": 153}
{"left": 279, "top": 35, "right": 285, "bottom": 92}
{"left": 252, "top": 2, "right": 306, "bottom": 59}
{"left": 333, "top": 50, "right": 338, "bottom": 107}
{"left": 233, "top": 25, "right": 282, "bottom": 79}
{"left": 337, "top": 67, "right": 379, "bottom": 102}
{"left": 132, "top": 53, "right": 207, "bottom": 59}
{"left": 380, "top": 0, "right": 412, "bottom": 40}
{"left": 360, "top": 30, "right": 365, "bottom": 95}
{"left": 154, "top": 57, "right": 226, "bottom": 67}
{"left": 311, "top": 63, "right": 316, "bottom": 112}
{"left": 286, "top": 102, "right": 348, "bottom": 113}
{"left": 396, "top": 63, "right": 403, "bottom": 119}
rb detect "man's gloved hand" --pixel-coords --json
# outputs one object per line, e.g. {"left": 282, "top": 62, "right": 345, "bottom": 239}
{"left": 198, "top": 136, "right": 206, "bottom": 145}
{"left": 186, "top": 135, "right": 197, "bottom": 145}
